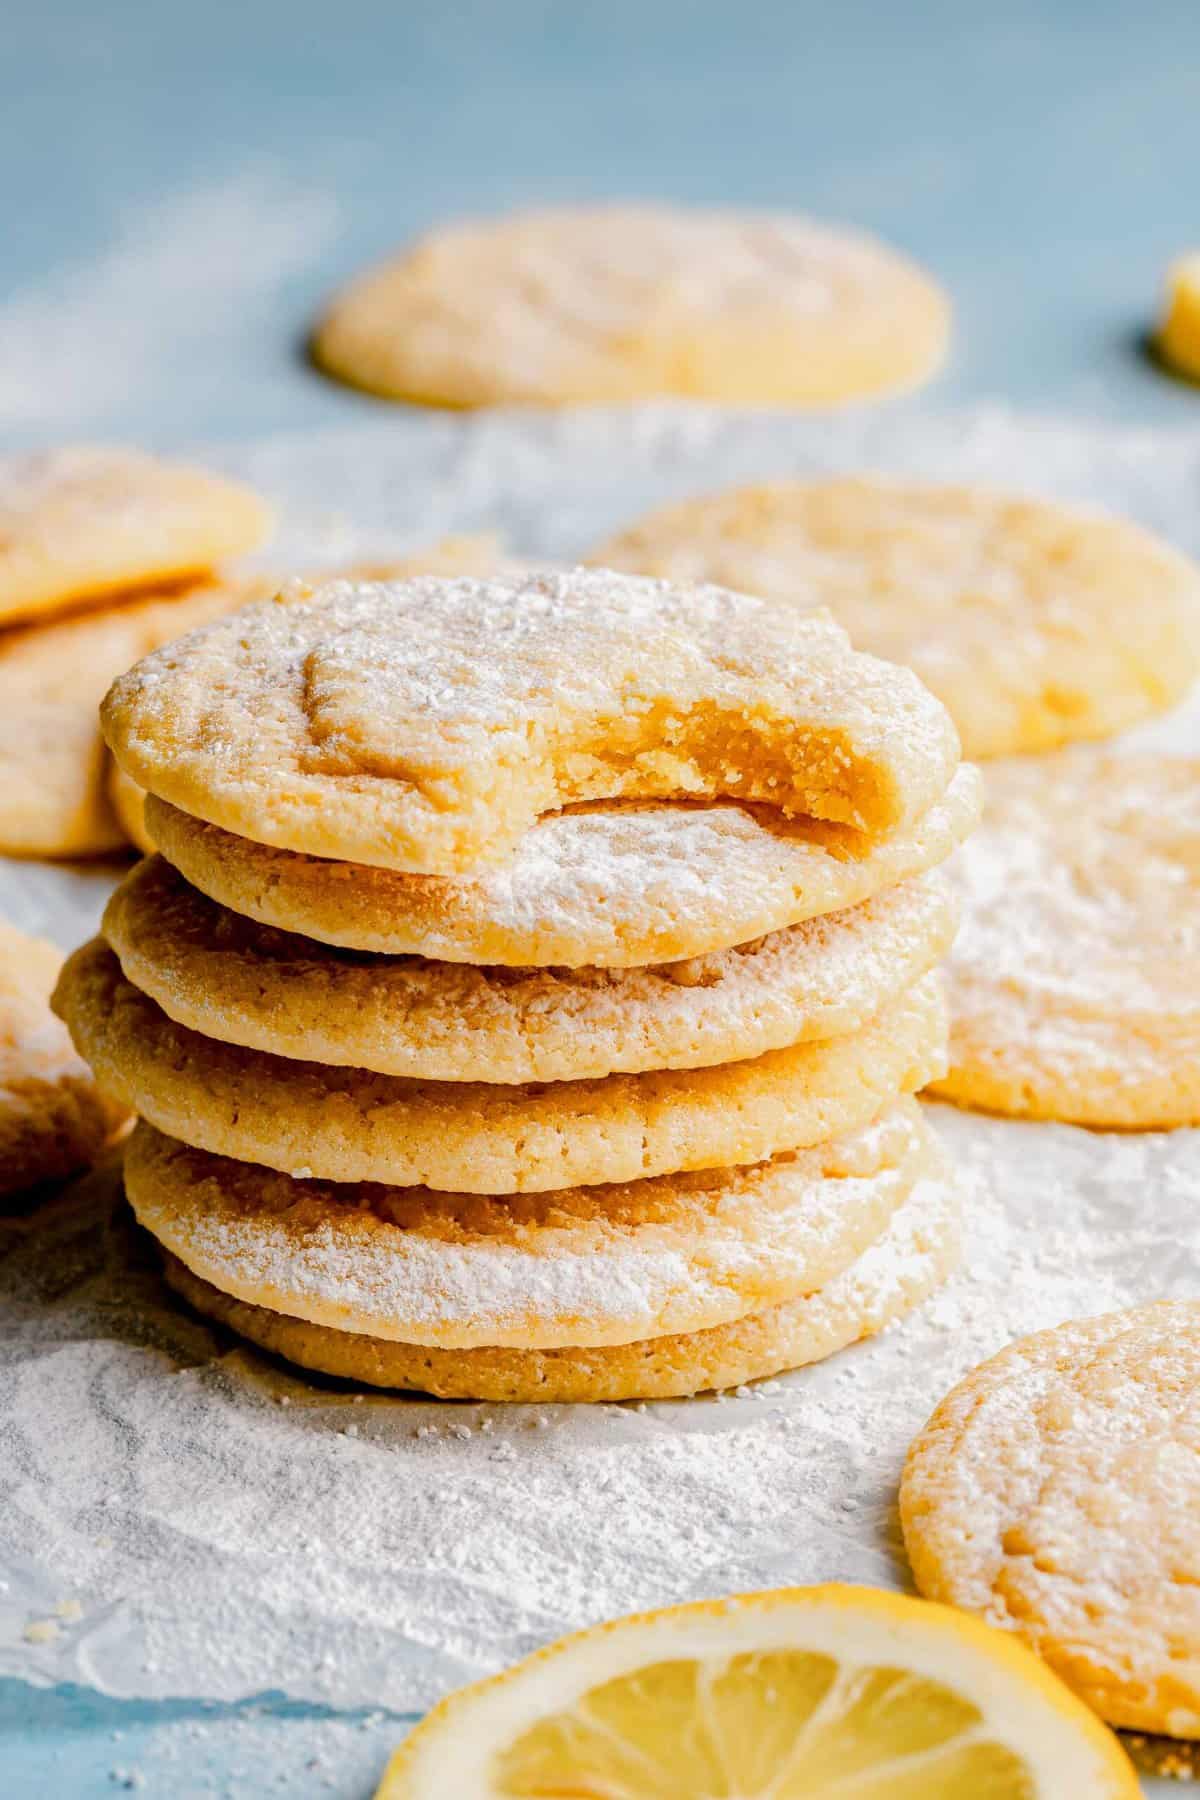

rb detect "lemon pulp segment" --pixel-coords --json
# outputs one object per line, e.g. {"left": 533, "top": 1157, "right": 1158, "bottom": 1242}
{"left": 378, "top": 1586, "right": 1139, "bottom": 1798}
{"left": 495, "top": 1648, "right": 1035, "bottom": 1797}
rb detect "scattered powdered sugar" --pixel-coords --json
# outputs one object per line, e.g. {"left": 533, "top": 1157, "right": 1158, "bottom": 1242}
{"left": 136, "top": 564, "right": 858, "bottom": 736}
{"left": 1, "top": 1105, "right": 1197, "bottom": 1718}
{"left": 0, "top": 408, "right": 1199, "bottom": 1757}
{"left": 0, "top": 167, "right": 339, "bottom": 433}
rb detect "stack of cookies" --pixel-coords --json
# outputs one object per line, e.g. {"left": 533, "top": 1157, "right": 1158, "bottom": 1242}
{"left": 0, "top": 445, "right": 272, "bottom": 858}
{"left": 55, "top": 569, "right": 980, "bottom": 1402}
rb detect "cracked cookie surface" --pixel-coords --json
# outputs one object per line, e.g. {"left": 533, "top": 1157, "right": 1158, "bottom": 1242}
{"left": 102, "top": 569, "right": 961, "bottom": 873}
{"left": 127, "top": 1102, "right": 932, "bottom": 1350}
{"left": 104, "top": 854, "right": 955, "bottom": 1082}
{"left": 902, "top": 1301, "right": 1200, "bottom": 1737}
{"left": 313, "top": 204, "right": 949, "bottom": 409}
{"left": 55, "top": 940, "right": 946, "bottom": 1193}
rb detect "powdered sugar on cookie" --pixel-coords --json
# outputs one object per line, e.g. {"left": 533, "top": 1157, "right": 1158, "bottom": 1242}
{"left": 126, "top": 1104, "right": 930, "bottom": 1350}
{"left": 104, "top": 567, "right": 961, "bottom": 873}
{"left": 104, "top": 855, "right": 956, "bottom": 1082}
{"left": 935, "top": 751, "right": 1200, "bottom": 1126}
{"left": 144, "top": 767, "right": 981, "bottom": 967}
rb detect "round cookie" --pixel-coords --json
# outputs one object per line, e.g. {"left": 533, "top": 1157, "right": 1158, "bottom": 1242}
{"left": 0, "top": 445, "right": 271, "bottom": 629}
{"left": 101, "top": 569, "right": 961, "bottom": 874}
{"left": 901, "top": 1302, "right": 1200, "bottom": 1738}
{"left": 592, "top": 478, "right": 1200, "bottom": 759}
{"left": 105, "top": 855, "right": 956, "bottom": 1083}
{"left": 161, "top": 1147, "right": 962, "bottom": 1401}
{"left": 126, "top": 1102, "right": 932, "bottom": 1349}
{"left": 0, "top": 921, "right": 126, "bottom": 1198}
{"left": 0, "top": 575, "right": 271, "bottom": 859}
{"left": 54, "top": 940, "right": 947, "bottom": 1193}
{"left": 932, "top": 752, "right": 1200, "bottom": 1128}
{"left": 312, "top": 204, "right": 949, "bottom": 409}
{"left": 143, "top": 766, "right": 981, "bottom": 968}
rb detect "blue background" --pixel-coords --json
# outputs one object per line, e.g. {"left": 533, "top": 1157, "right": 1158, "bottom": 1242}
{"left": 3, "top": 0, "right": 1199, "bottom": 1792}
{"left": 3, "top": 0, "right": 1200, "bottom": 449}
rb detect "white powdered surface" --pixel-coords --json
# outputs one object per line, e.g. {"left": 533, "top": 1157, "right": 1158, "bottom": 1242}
{"left": 1, "top": 406, "right": 1199, "bottom": 1799}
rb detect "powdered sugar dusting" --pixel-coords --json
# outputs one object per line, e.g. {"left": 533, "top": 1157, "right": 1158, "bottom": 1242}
{"left": 108, "top": 854, "right": 955, "bottom": 1082}
{"left": 0, "top": 407, "right": 1198, "bottom": 1797}
{"left": 147, "top": 768, "right": 981, "bottom": 970}
{"left": 125, "top": 1105, "right": 926, "bottom": 1347}
{"left": 3, "top": 1103, "right": 1196, "bottom": 1720}
{"left": 942, "top": 751, "right": 1200, "bottom": 1106}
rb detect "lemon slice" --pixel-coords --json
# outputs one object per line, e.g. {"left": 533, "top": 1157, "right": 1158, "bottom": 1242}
{"left": 1159, "top": 252, "right": 1200, "bottom": 381}
{"left": 377, "top": 1584, "right": 1138, "bottom": 1797}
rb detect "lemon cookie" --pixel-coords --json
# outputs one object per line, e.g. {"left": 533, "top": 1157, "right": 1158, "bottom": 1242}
{"left": 105, "top": 855, "right": 955, "bottom": 1082}
{"left": 144, "top": 766, "right": 981, "bottom": 968}
{"left": 0, "top": 446, "right": 271, "bottom": 629}
{"left": 902, "top": 1302, "right": 1200, "bottom": 1737}
{"left": 0, "top": 575, "right": 271, "bottom": 859}
{"left": 593, "top": 479, "right": 1200, "bottom": 759}
{"left": 932, "top": 752, "right": 1200, "bottom": 1128}
{"left": 313, "top": 204, "right": 949, "bottom": 409}
{"left": 55, "top": 941, "right": 946, "bottom": 1192}
{"left": 0, "top": 921, "right": 126, "bottom": 1197}
{"left": 127, "top": 1102, "right": 932, "bottom": 1350}
{"left": 102, "top": 570, "right": 961, "bottom": 874}
{"left": 161, "top": 1143, "right": 961, "bottom": 1400}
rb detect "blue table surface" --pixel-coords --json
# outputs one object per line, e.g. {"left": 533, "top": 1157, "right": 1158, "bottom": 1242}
{"left": 4, "top": 1, "right": 1200, "bottom": 1792}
